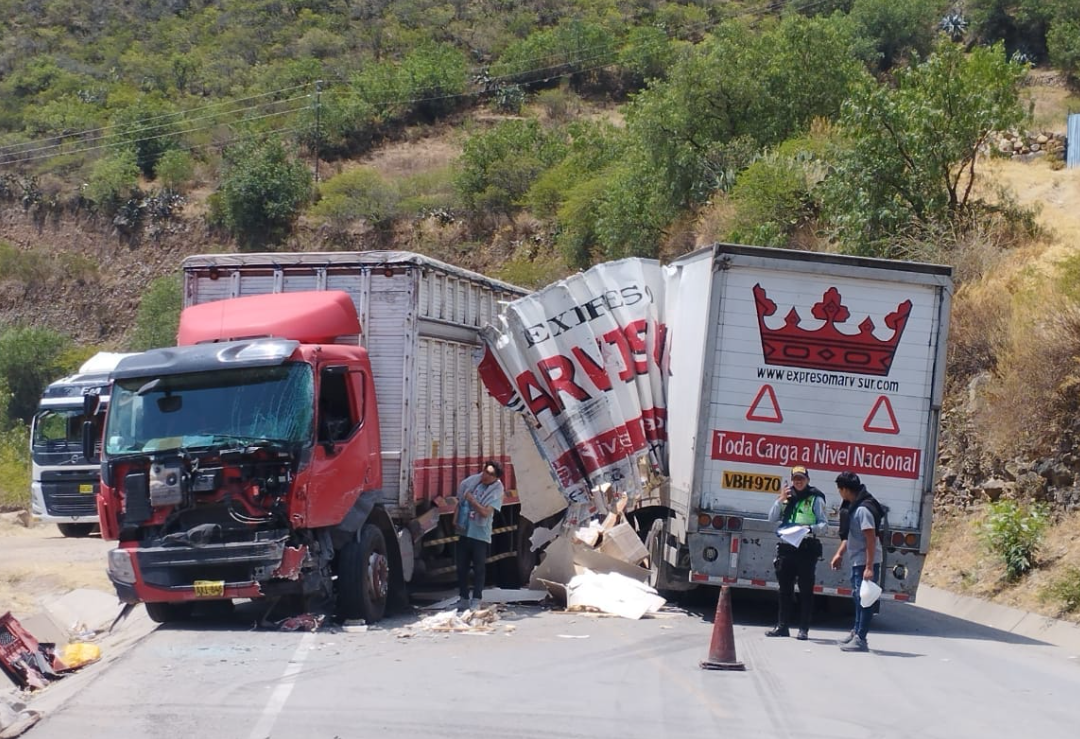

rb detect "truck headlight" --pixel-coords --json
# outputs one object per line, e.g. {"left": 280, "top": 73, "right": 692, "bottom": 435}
{"left": 108, "top": 548, "right": 137, "bottom": 584}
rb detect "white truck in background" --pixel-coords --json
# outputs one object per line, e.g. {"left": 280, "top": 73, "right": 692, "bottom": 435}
{"left": 30, "top": 352, "right": 135, "bottom": 536}
{"left": 481, "top": 243, "right": 953, "bottom": 603}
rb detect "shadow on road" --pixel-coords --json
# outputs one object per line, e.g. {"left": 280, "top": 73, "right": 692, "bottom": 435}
{"left": 683, "top": 587, "right": 1050, "bottom": 647}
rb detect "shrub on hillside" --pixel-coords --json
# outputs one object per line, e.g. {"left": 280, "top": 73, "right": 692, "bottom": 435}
{"left": 155, "top": 149, "right": 196, "bottom": 192}
{"left": 727, "top": 154, "right": 815, "bottom": 248}
{"left": 130, "top": 275, "right": 182, "bottom": 351}
{"left": 1041, "top": 565, "right": 1080, "bottom": 615}
{"left": 0, "top": 241, "right": 50, "bottom": 286}
{"left": 981, "top": 499, "right": 1048, "bottom": 581}
{"left": 0, "top": 326, "right": 71, "bottom": 423}
{"left": 84, "top": 149, "right": 141, "bottom": 214}
{"left": 310, "top": 168, "right": 400, "bottom": 230}
{"left": 211, "top": 138, "right": 313, "bottom": 246}
{"left": 456, "top": 119, "right": 566, "bottom": 221}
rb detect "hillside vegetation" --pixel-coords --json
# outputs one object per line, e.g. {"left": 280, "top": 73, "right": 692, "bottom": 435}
{"left": 3, "top": 0, "right": 1080, "bottom": 618}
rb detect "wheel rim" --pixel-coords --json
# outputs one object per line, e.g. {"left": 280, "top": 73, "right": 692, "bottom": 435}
{"left": 367, "top": 551, "right": 390, "bottom": 601}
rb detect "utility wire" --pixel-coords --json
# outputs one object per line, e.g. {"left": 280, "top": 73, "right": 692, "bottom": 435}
{"left": 0, "top": 83, "right": 311, "bottom": 154}
{"left": 0, "top": 0, "right": 838, "bottom": 168}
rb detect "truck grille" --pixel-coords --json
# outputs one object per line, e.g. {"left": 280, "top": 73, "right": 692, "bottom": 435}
{"left": 40, "top": 470, "right": 99, "bottom": 517}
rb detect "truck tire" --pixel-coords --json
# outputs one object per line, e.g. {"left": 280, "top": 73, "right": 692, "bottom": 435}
{"left": 337, "top": 524, "right": 390, "bottom": 623}
{"left": 645, "top": 518, "right": 674, "bottom": 597}
{"left": 144, "top": 602, "right": 194, "bottom": 624}
{"left": 57, "top": 523, "right": 96, "bottom": 538}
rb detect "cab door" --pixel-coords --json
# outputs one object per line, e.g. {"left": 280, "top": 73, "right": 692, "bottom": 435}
{"left": 304, "top": 362, "right": 381, "bottom": 527}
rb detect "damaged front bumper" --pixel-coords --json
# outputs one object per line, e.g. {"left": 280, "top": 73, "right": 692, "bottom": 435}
{"left": 108, "top": 532, "right": 310, "bottom": 604}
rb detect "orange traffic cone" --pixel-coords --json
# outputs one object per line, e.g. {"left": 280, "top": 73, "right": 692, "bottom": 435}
{"left": 700, "top": 585, "right": 745, "bottom": 671}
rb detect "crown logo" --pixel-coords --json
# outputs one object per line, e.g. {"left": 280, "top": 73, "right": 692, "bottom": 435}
{"left": 753, "top": 284, "right": 912, "bottom": 377}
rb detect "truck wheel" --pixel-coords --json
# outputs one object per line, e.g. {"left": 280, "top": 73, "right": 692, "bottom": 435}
{"left": 337, "top": 524, "right": 390, "bottom": 623}
{"left": 144, "top": 602, "right": 194, "bottom": 624}
{"left": 57, "top": 523, "right": 95, "bottom": 538}
{"left": 645, "top": 519, "right": 672, "bottom": 596}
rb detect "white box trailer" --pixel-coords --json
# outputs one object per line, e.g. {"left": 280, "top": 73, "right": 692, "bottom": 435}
{"left": 478, "top": 243, "right": 952, "bottom": 602}
{"left": 664, "top": 244, "right": 952, "bottom": 601}
{"left": 181, "top": 251, "right": 531, "bottom": 580}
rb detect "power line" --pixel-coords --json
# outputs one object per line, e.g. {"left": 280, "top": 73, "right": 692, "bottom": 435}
{"left": 1, "top": 94, "right": 311, "bottom": 161}
{"left": 3, "top": 104, "right": 310, "bottom": 165}
{"left": 0, "top": 0, "right": 839, "bottom": 169}
{"left": 0, "top": 83, "right": 311, "bottom": 155}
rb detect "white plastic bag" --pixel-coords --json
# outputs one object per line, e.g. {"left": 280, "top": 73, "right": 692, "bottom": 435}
{"left": 859, "top": 579, "right": 882, "bottom": 608}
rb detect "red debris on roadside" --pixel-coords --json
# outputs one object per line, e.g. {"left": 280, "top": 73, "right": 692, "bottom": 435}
{"left": 0, "top": 612, "right": 68, "bottom": 691}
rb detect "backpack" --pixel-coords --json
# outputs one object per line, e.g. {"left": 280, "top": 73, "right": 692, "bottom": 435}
{"left": 839, "top": 490, "right": 889, "bottom": 543}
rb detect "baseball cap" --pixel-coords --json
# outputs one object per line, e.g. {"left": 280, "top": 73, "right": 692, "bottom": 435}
{"left": 791, "top": 465, "right": 808, "bottom": 479}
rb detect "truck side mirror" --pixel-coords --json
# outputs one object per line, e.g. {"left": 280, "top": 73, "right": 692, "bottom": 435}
{"left": 83, "top": 392, "right": 100, "bottom": 417}
{"left": 81, "top": 420, "right": 96, "bottom": 462}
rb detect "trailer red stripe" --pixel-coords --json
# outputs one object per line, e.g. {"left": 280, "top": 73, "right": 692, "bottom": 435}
{"left": 411, "top": 455, "right": 518, "bottom": 503}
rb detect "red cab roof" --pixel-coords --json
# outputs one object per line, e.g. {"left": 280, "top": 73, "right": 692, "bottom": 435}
{"left": 177, "top": 291, "right": 361, "bottom": 346}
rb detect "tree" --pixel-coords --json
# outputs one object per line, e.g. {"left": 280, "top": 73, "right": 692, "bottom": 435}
{"left": 110, "top": 98, "right": 181, "bottom": 178}
{"left": 456, "top": 120, "right": 566, "bottom": 221}
{"left": 823, "top": 41, "right": 1026, "bottom": 256}
{"left": 213, "top": 137, "right": 313, "bottom": 246}
{"left": 130, "top": 275, "right": 182, "bottom": 351}
{"left": 0, "top": 326, "right": 71, "bottom": 424}
{"left": 849, "top": 0, "right": 949, "bottom": 72}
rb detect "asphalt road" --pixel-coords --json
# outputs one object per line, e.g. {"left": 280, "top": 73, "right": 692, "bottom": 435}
{"left": 21, "top": 589, "right": 1079, "bottom": 739}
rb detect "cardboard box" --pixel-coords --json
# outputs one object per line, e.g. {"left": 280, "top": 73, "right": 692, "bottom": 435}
{"left": 598, "top": 522, "right": 650, "bottom": 565}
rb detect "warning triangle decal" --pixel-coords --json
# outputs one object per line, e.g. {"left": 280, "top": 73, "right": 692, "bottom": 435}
{"left": 746, "top": 384, "right": 783, "bottom": 423}
{"left": 863, "top": 395, "right": 900, "bottom": 434}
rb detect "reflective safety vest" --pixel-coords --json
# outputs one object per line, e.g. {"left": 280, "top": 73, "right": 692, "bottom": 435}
{"left": 787, "top": 497, "right": 818, "bottom": 526}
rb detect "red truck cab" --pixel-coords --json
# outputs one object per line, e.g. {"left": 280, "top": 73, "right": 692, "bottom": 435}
{"left": 92, "top": 291, "right": 403, "bottom": 623}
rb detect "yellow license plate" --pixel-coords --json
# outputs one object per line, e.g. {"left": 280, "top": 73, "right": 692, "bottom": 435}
{"left": 193, "top": 580, "right": 225, "bottom": 597}
{"left": 79, "top": 483, "right": 94, "bottom": 494}
{"left": 722, "top": 470, "right": 783, "bottom": 493}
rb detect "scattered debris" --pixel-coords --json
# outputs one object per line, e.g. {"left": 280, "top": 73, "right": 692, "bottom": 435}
{"left": 341, "top": 619, "right": 368, "bottom": 634}
{"left": 0, "top": 613, "right": 67, "bottom": 690}
{"left": 566, "top": 571, "right": 665, "bottom": 620}
{"left": 525, "top": 483, "right": 667, "bottom": 619}
{"left": 398, "top": 608, "right": 500, "bottom": 636}
{"left": 598, "top": 522, "right": 650, "bottom": 565}
{"left": 0, "top": 692, "right": 41, "bottom": 738}
{"left": 58, "top": 643, "right": 101, "bottom": 670}
{"left": 273, "top": 614, "right": 325, "bottom": 632}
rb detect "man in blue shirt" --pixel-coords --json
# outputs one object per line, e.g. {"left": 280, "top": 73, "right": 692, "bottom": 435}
{"left": 830, "top": 471, "right": 884, "bottom": 652}
{"left": 453, "top": 461, "right": 505, "bottom": 611}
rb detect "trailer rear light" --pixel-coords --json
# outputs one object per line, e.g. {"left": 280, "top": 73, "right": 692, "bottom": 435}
{"left": 712, "top": 515, "right": 725, "bottom": 530}
{"left": 890, "top": 531, "right": 920, "bottom": 548}
{"left": 697, "top": 512, "right": 712, "bottom": 528}
{"left": 726, "top": 516, "right": 743, "bottom": 532}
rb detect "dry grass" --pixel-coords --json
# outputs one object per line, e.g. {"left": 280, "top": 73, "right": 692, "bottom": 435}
{"left": 1022, "top": 73, "right": 1080, "bottom": 132}
{"left": 0, "top": 517, "right": 112, "bottom": 619}
{"left": 924, "top": 509, "right": 1080, "bottom": 623}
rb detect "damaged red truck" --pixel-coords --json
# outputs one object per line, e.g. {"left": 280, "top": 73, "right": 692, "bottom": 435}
{"left": 87, "top": 252, "right": 528, "bottom": 624}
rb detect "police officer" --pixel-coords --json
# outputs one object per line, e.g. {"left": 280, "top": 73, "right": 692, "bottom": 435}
{"left": 765, "top": 465, "right": 827, "bottom": 640}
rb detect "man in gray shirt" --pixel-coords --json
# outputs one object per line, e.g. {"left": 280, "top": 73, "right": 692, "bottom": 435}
{"left": 829, "top": 471, "right": 883, "bottom": 652}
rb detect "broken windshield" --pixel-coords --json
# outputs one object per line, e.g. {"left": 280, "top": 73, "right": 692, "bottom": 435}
{"left": 104, "top": 363, "right": 314, "bottom": 455}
